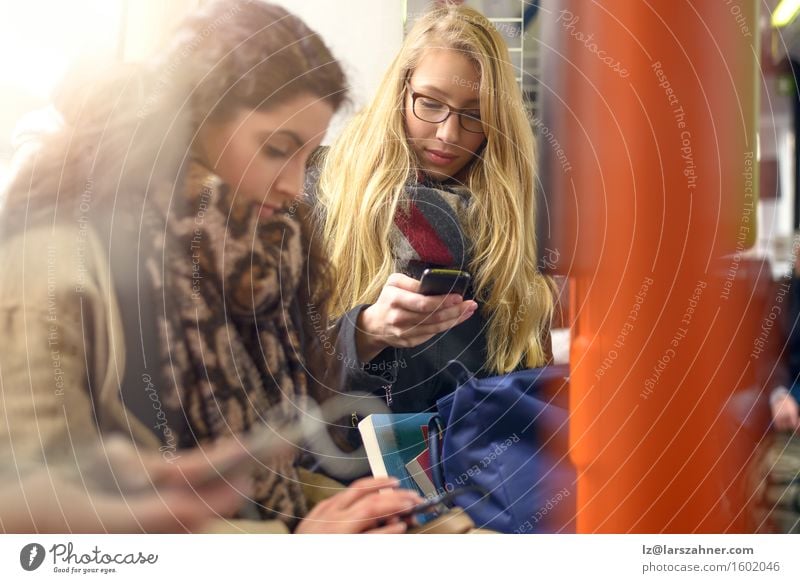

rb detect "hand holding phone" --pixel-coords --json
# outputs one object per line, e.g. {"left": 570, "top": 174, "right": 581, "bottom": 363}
{"left": 355, "top": 273, "right": 478, "bottom": 361}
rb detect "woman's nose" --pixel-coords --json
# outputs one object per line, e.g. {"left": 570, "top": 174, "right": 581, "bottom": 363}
{"left": 435, "top": 113, "right": 462, "bottom": 144}
{"left": 275, "top": 160, "right": 305, "bottom": 202}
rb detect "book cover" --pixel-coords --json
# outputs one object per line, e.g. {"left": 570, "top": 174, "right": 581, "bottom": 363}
{"left": 405, "top": 447, "right": 438, "bottom": 498}
{"left": 358, "top": 413, "right": 434, "bottom": 493}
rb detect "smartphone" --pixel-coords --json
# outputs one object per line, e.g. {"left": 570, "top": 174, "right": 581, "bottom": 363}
{"left": 418, "top": 268, "right": 471, "bottom": 297}
{"left": 399, "top": 485, "right": 486, "bottom": 520}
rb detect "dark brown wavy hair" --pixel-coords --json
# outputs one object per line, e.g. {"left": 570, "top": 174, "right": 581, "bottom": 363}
{"left": 3, "top": 0, "right": 347, "bottom": 395}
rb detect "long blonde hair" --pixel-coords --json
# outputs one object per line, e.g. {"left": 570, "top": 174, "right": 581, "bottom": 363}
{"left": 318, "top": 3, "right": 553, "bottom": 373}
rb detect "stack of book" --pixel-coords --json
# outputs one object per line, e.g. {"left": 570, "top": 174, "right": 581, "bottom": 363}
{"left": 358, "top": 413, "right": 439, "bottom": 497}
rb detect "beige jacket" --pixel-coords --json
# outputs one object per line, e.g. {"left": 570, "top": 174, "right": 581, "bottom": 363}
{"left": 0, "top": 221, "right": 158, "bottom": 466}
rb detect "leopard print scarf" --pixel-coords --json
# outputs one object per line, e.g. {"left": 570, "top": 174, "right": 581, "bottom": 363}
{"left": 143, "top": 159, "right": 313, "bottom": 529}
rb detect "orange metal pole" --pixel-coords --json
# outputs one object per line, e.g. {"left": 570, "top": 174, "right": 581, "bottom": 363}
{"left": 540, "top": 2, "right": 760, "bottom": 532}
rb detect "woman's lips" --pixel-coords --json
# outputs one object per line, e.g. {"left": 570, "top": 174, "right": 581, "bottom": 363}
{"left": 258, "top": 204, "right": 280, "bottom": 218}
{"left": 425, "top": 149, "right": 458, "bottom": 166}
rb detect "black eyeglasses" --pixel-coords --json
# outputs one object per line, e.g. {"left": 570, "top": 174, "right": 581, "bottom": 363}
{"left": 406, "top": 83, "right": 484, "bottom": 134}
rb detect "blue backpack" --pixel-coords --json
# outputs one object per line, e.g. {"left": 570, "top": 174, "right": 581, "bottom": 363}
{"left": 429, "top": 362, "right": 576, "bottom": 533}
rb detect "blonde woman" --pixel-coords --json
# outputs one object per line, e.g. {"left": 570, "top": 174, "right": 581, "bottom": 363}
{"left": 316, "top": 4, "right": 554, "bottom": 412}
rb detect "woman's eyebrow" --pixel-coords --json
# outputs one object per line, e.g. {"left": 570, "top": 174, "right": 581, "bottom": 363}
{"left": 415, "top": 83, "right": 480, "bottom": 107}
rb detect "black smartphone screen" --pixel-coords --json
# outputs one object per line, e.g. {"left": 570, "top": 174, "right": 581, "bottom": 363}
{"left": 418, "top": 268, "right": 471, "bottom": 297}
